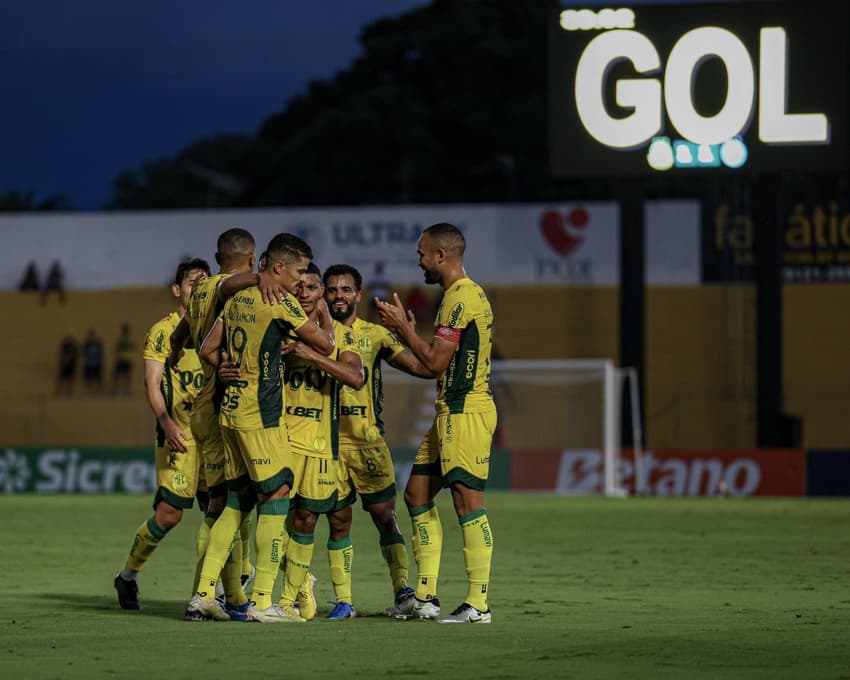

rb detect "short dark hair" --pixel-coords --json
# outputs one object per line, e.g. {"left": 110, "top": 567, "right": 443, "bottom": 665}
{"left": 424, "top": 223, "right": 465, "bottom": 256}
{"left": 305, "top": 262, "right": 321, "bottom": 277}
{"left": 323, "top": 264, "right": 363, "bottom": 290}
{"left": 174, "top": 258, "right": 211, "bottom": 286}
{"left": 266, "top": 232, "right": 313, "bottom": 264}
{"left": 217, "top": 228, "right": 255, "bottom": 259}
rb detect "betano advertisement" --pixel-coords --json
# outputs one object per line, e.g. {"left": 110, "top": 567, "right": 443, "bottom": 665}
{"left": 1, "top": 446, "right": 846, "bottom": 496}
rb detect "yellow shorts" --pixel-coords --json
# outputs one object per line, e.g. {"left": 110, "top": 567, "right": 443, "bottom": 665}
{"left": 191, "top": 405, "right": 226, "bottom": 495}
{"left": 338, "top": 440, "right": 396, "bottom": 508}
{"left": 291, "top": 450, "right": 338, "bottom": 513}
{"left": 221, "top": 425, "right": 295, "bottom": 495}
{"left": 413, "top": 408, "right": 497, "bottom": 491}
{"left": 154, "top": 442, "right": 201, "bottom": 509}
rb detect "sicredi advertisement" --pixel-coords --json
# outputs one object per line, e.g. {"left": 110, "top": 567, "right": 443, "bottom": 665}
{"left": 549, "top": 2, "right": 849, "bottom": 176}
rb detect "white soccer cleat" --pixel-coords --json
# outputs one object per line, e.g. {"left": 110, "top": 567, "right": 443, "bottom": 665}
{"left": 437, "top": 602, "right": 492, "bottom": 624}
{"left": 394, "top": 596, "right": 441, "bottom": 620}
{"left": 246, "top": 603, "right": 305, "bottom": 623}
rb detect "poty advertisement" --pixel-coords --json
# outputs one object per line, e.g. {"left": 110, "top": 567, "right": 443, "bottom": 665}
{"left": 1, "top": 446, "right": 846, "bottom": 497}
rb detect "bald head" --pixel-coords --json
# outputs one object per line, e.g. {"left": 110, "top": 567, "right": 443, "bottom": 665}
{"left": 423, "top": 223, "right": 465, "bottom": 257}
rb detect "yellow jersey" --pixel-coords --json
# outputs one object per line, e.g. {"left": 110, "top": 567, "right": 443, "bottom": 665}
{"left": 284, "top": 321, "right": 359, "bottom": 459}
{"left": 185, "top": 273, "right": 230, "bottom": 412}
{"left": 338, "top": 317, "right": 405, "bottom": 447}
{"left": 143, "top": 311, "right": 206, "bottom": 442}
{"left": 433, "top": 277, "right": 495, "bottom": 414}
{"left": 218, "top": 288, "right": 310, "bottom": 431}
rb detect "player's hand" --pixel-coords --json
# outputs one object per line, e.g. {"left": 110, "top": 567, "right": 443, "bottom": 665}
{"left": 166, "top": 347, "right": 183, "bottom": 368}
{"left": 163, "top": 419, "right": 189, "bottom": 453}
{"left": 218, "top": 351, "right": 242, "bottom": 383}
{"left": 285, "top": 341, "right": 316, "bottom": 361}
{"left": 258, "top": 270, "right": 289, "bottom": 305}
{"left": 375, "top": 293, "right": 415, "bottom": 335}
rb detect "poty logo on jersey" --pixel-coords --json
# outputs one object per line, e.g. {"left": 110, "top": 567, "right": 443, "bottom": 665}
{"left": 539, "top": 208, "right": 590, "bottom": 256}
{"left": 0, "top": 449, "right": 31, "bottom": 492}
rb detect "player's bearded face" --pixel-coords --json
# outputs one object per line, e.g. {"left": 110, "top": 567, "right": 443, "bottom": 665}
{"left": 325, "top": 274, "right": 359, "bottom": 321}
{"left": 417, "top": 233, "right": 440, "bottom": 284}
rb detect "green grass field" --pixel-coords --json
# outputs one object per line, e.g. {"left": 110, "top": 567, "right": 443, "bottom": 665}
{"left": 1, "top": 493, "right": 849, "bottom": 679}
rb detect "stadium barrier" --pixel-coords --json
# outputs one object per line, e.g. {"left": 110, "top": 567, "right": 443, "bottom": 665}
{"left": 1, "top": 446, "right": 847, "bottom": 496}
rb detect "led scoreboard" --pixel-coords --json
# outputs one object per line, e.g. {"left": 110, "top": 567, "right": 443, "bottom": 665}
{"left": 548, "top": 2, "right": 849, "bottom": 176}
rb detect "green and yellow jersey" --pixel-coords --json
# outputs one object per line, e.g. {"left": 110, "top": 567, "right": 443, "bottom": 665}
{"left": 185, "top": 273, "right": 230, "bottom": 413}
{"left": 433, "top": 277, "right": 495, "bottom": 415}
{"left": 284, "top": 321, "right": 359, "bottom": 459}
{"left": 143, "top": 312, "right": 205, "bottom": 443}
{"left": 338, "top": 317, "right": 405, "bottom": 447}
{"left": 218, "top": 288, "right": 309, "bottom": 431}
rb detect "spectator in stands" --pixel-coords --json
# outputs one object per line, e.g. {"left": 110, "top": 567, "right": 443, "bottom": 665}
{"left": 42, "top": 260, "right": 67, "bottom": 305}
{"left": 83, "top": 328, "right": 104, "bottom": 395}
{"left": 368, "top": 260, "right": 390, "bottom": 322}
{"left": 56, "top": 334, "right": 79, "bottom": 397}
{"left": 111, "top": 323, "right": 136, "bottom": 396}
{"left": 18, "top": 261, "right": 40, "bottom": 292}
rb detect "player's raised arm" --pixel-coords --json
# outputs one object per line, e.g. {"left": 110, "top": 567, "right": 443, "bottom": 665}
{"left": 387, "top": 348, "right": 436, "bottom": 379}
{"left": 198, "top": 317, "right": 224, "bottom": 369}
{"left": 284, "top": 343, "right": 363, "bottom": 389}
{"left": 293, "top": 299, "right": 335, "bottom": 356}
{"left": 376, "top": 292, "right": 455, "bottom": 375}
{"left": 167, "top": 316, "right": 191, "bottom": 366}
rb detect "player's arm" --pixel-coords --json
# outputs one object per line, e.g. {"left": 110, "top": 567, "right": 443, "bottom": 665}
{"left": 198, "top": 317, "right": 224, "bottom": 369}
{"left": 376, "top": 293, "right": 456, "bottom": 375}
{"left": 144, "top": 359, "right": 189, "bottom": 453}
{"left": 283, "top": 344, "right": 364, "bottom": 389}
{"left": 387, "top": 348, "right": 436, "bottom": 379}
{"left": 293, "top": 302, "right": 335, "bottom": 356}
{"left": 219, "top": 270, "right": 288, "bottom": 305}
{"left": 167, "top": 317, "right": 191, "bottom": 366}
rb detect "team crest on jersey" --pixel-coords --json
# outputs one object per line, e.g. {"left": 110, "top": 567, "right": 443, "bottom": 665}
{"left": 154, "top": 330, "right": 166, "bottom": 352}
{"left": 358, "top": 335, "right": 372, "bottom": 352}
{"left": 172, "top": 472, "right": 189, "bottom": 491}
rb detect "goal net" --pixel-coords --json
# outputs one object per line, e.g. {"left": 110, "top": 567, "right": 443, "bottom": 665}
{"left": 377, "top": 358, "right": 640, "bottom": 497}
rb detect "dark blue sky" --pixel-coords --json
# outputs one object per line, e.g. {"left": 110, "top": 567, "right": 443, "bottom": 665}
{"left": 0, "top": 1, "right": 425, "bottom": 210}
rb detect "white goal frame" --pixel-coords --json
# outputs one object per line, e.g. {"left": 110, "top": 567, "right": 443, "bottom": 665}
{"left": 380, "top": 358, "right": 642, "bottom": 497}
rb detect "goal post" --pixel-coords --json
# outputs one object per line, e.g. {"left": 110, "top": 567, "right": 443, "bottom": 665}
{"left": 377, "top": 358, "right": 640, "bottom": 497}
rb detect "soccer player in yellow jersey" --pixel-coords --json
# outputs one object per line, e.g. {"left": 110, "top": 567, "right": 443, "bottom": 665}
{"left": 169, "top": 228, "right": 289, "bottom": 619}
{"left": 114, "top": 258, "right": 211, "bottom": 612}
{"left": 274, "top": 263, "right": 365, "bottom": 620}
{"left": 376, "top": 223, "right": 496, "bottom": 624}
{"left": 196, "top": 234, "right": 335, "bottom": 623}
{"left": 320, "top": 264, "right": 435, "bottom": 619}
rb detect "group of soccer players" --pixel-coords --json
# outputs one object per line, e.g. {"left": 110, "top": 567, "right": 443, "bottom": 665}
{"left": 115, "top": 222, "right": 497, "bottom": 624}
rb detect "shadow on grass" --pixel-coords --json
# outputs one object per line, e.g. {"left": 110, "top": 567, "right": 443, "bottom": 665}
{"left": 42, "top": 592, "right": 186, "bottom": 621}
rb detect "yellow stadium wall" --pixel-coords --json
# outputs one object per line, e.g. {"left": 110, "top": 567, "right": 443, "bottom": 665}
{"left": 1, "top": 283, "right": 848, "bottom": 449}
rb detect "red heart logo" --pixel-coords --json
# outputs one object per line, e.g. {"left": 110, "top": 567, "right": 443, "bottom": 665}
{"left": 540, "top": 210, "right": 583, "bottom": 256}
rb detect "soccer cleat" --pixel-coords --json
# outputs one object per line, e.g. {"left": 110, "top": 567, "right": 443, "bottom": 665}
{"left": 114, "top": 575, "right": 140, "bottom": 610}
{"left": 296, "top": 573, "right": 318, "bottom": 621}
{"left": 394, "top": 596, "right": 440, "bottom": 620}
{"left": 214, "top": 582, "right": 226, "bottom": 607}
{"left": 326, "top": 601, "right": 356, "bottom": 620}
{"left": 240, "top": 565, "right": 256, "bottom": 593}
{"left": 246, "top": 603, "right": 305, "bottom": 623}
{"left": 436, "top": 602, "right": 492, "bottom": 624}
{"left": 385, "top": 586, "right": 415, "bottom": 617}
{"left": 224, "top": 601, "right": 251, "bottom": 622}
{"left": 184, "top": 596, "right": 231, "bottom": 621}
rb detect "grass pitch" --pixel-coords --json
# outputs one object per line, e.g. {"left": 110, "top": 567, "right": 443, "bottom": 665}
{"left": 0, "top": 493, "right": 848, "bottom": 679}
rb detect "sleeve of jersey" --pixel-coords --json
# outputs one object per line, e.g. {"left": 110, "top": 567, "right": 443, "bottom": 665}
{"left": 278, "top": 295, "right": 309, "bottom": 332}
{"left": 338, "top": 327, "right": 360, "bottom": 357}
{"left": 142, "top": 320, "right": 169, "bottom": 363}
{"left": 381, "top": 326, "right": 407, "bottom": 360}
{"left": 434, "top": 288, "right": 468, "bottom": 344}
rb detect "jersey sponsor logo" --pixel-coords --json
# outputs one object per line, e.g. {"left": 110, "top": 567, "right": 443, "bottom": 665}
{"left": 154, "top": 330, "right": 166, "bottom": 353}
{"left": 340, "top": 405, "right": 367, "bottom": 417}
{"left": 282, "top": 297, "right": 304, "bottom": 319}
{"left": 446, "top": 302, "right": 465, "bottom": 328}
{"left": 464, "top": 348, "right": 477, "bottom": 379}
{"left": 177, "top": 370, "right": 206, "bottom": 391}
{"left": 286, "top": 405, "right": 323, "bottom": 421}
{"left": 342, "top": 331, "right": 356, "bottom": 347}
